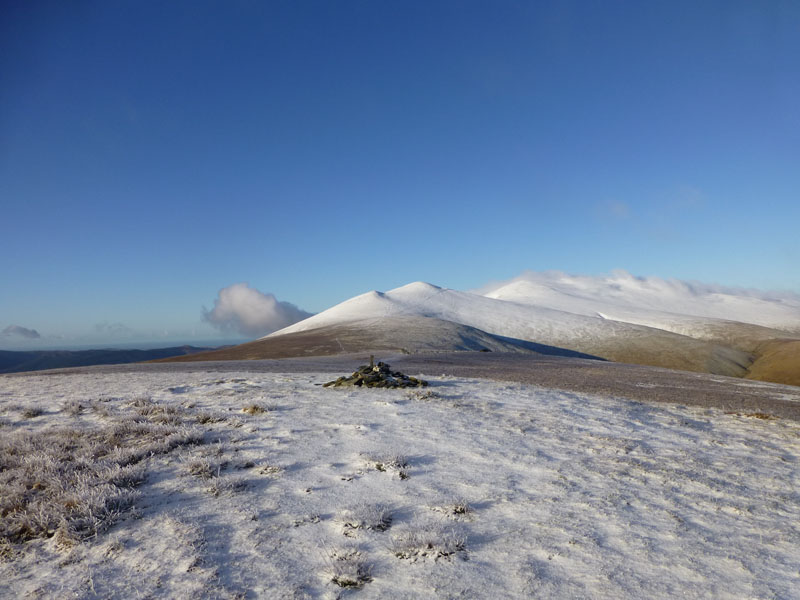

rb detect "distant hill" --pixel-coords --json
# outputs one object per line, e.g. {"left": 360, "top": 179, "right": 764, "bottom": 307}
{"left": 0, "top": 345, "right": 219, "bottom": 374}
{"left": 158, "top": 316, "right": 602, "bottom": 363}
{"left": 162, "top": 272, "right": 800, "bottom": 386}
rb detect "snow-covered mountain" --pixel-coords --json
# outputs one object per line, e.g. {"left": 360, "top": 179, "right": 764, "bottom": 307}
{"left": 273, "top": 272, "right": 800, "bottom": 337}
{"left": 479, "top": 270, "right": 800, "bottom": 334}
{"left": 257, "top": 271, "right": 800, "bottom": 381}
{"left": 270, "top": 271, "right": 800, "bottom": 340}
{"left": 269, "top": 281, "right": 659, "bottom": 344}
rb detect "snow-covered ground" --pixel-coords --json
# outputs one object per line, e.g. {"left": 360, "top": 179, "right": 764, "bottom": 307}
{"left": 2, "top": 368, "right": 799, "bottom": 599}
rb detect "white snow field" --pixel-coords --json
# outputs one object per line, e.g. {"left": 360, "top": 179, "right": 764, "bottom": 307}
{"left": 2, "top": 367, "right": 799, "bottom": 599}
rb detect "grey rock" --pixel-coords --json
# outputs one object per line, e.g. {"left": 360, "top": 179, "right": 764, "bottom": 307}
{"left": 323, "top": 360, "right": 428, "bottom": 388}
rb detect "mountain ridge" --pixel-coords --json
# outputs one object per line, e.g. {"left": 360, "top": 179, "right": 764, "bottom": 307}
{"left": 0, "top": 345, "right": 218, "bottom": 374}
{"left": 166, "top": 272, "right": 800, "bottom": 386}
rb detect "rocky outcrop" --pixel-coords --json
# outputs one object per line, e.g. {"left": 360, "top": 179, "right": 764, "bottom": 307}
{"left": 323, "top": 358, "right": 428, "bottom": 388}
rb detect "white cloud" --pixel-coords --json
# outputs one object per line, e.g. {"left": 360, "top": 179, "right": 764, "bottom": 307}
{"left": 477, "top": 269, "right": 800, "bottom": 303}
{"left": 1, "top": 325, "right": 41, "bottom": 339}
{"left": 203, "top": 283, "right": 313, "bottom": 337}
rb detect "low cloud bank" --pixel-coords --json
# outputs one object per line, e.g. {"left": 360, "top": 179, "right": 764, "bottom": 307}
{"left": 203, "top": 283, "right": 313, "bottom": 337}
{"left": 1, "top": 325, "right": 41, "bottom": 339}
{"left": 478, "top": 269, "right": 800, "bottom": 303}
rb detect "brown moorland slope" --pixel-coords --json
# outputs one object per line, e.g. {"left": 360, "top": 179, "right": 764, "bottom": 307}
{"left": 745, "top": 339, "right": 800, "bottom": 387}
{"left": 153, "top": 316, "right": 800, "bottom": 385}
{"left": 157, "top": 317, "right": 598, "bottom": 362}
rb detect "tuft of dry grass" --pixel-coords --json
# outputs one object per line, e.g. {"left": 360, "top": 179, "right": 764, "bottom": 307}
{"left": 61, "top": 400, "right": 85, "bottom": 417}
{"left": 206, "top": 476, "right": 248, "bottom": 497}
{"left": 370, "top": 453, "right": 408, "bottom": 471}
{"left": 325, "top": 546, "right": 372, "bottom": 589}
{"left": 227, "top": 416, "right": 245, "bottom": 428}
{"left": 135, "top": 403, "right": 183, "bottom": 424}
{"left": 21, "top": 406, "right": 45, "bottom": 419}
{"left": 258, "top": 464, "right": 283, "bottom": 476}
{"left": 726, "top": 411, "right": 776, "bottom": 420}
{"left": 185, "top": 458, "right": 221, "bottom": 479}
{"left": 432, "top": 499, "right": 472, "bottom": 519}
{"left": 390, "top": 523, "right": 467, "bottom": 561}
{"left": 0, "top": 539, "right": 18, "bottom": 562}
{"left": 196, "top": 412, "right": 225, "bottom": 424}
{"left": 337, "top": 503, "right": 393, "bottom": 536}
{"left": 128, "top": 396, "right": 152, "bottom": 407}
{"left": 408, "top": 389, "right": 441, "bottom": 401}
{"left": 368, "top": 452, "right": 410, "bottom": 479}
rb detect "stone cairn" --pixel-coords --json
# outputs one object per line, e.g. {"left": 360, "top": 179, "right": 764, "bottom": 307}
{"left": 323, "top": 356, "right": 428, "bottom": 389}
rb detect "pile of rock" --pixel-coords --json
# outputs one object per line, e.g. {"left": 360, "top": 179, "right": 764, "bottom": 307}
{"left": 323, "top": 358, "right": 428, "bottom": 389}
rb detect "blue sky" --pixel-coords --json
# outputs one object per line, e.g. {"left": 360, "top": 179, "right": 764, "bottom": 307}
{"left": 2, "top": 1, "right": 799, "bottom": 349}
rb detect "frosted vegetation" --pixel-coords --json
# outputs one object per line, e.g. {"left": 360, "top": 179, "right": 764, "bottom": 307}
{"left": 1, "top": 369, "right": 798, "bottom": 598}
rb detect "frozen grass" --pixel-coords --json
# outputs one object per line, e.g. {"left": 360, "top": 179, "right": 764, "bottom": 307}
{"left": 226, "top": 415, "right": 246, "bottom": 428}
{"left": 2, "top": 426, "right": 143, "bottom": 545}
{"left": 0, "top": 396, "right": 205, "bottom": 549}
{"left": 61, "top": 400, "right": 85, "bottom": 416}
{"left": 367, "top": 452, "right": 410, "bottom": 479}
{"left": 20, "top": 406, "right": 45, "bottom": 419}
{"left": 257, "top": 464, "right": 283, "bottom": 476}
{"left": 195, "top": 412, "right": 225, "bottom": 424}
{"left": 131, "top": 399, "right": 184, "bottom": 424}
{"left": 325, "top": 546, "right": 373, "bottom": 589}
{"left": 389, "top": 522, "right": 467, "bottom": 561}
{"left": 0, "top": 539, "right": 19, "bottom": 562}
{"left": 432, "top": 498, "right": 472, "bottom": 519}
{"left": 185, "top": 457, "right": 219, "bottom": 479}
{"left": 206, "top": 475, "right": 248, "bottom": 497}
{"left": 408, "top": 389, "right": 441, "bottom": 401}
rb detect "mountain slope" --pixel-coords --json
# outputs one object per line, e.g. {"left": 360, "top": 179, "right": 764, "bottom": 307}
{"left": 269, "top": 281, "right": 680, "bottom": 346}
{"left": 745, "top": 339, "right": 800, "bottom": 386}
{"left": 478, "top": 270, "right": 800, "bottom": 333}
{"left": 161, "top": 272, "right": 799, "bottom": 384}
{"left": 159, "top": 316, "right": 601, "bottom": 363}
{"left": 262, "top": 276, "right": 800, "bottom": 379}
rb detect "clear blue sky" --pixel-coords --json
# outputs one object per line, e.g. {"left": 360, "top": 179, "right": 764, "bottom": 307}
{"left": 2, "top": 1, "right": 799, "bottom": 349}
